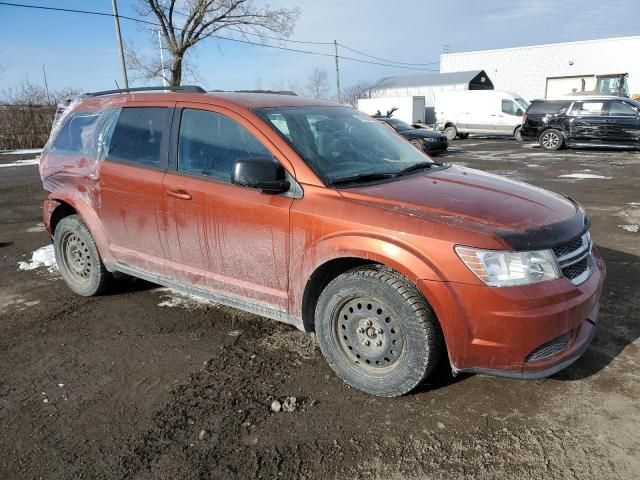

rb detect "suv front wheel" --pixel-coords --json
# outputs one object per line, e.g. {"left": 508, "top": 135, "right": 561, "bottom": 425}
{"left": 315, "top": 266, "right": 442, "bottom": 396}
{"left": 54, "top": 215, "right": 112, "bottom": 296}
{"left": 540, "top": 129, "right": 564, "bottom": 151}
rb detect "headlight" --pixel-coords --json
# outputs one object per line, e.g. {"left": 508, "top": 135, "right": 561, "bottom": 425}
{"left": 455, "top": 246, "right": 560, "bottom": 287}
{"left": 424, "top": 137, "right": 437, "bottom": 142}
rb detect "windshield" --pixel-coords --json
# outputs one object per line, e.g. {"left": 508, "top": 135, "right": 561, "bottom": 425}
{"left": 254, "top": 106, "right": 436, "bottom": 186}
{"left": 382, "top": 118, "right": 414, "bottom": 131}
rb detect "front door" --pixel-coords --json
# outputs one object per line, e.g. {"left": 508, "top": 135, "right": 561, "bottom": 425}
{"left": 603, "top": 100, "right": 640, "bottom": 145}
{"left": 494, "top": 98, "right": 524, "bottom": 135}
{"left": 98, "top": 104, "right": 173, "bottom": 275}
{"left": 160, "top": 104, "right": 293, "bottom": 311}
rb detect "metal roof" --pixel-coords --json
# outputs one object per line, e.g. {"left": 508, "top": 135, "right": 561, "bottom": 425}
{"left": 372, "top": 70, "right": 486, "bottom": 90}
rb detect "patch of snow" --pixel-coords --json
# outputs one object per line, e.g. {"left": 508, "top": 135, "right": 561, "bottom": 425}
{"left": 17, "top": 245, "right": 57, "bottom": 272}
{"left": 0, "top": 148, "right": 43, "bottom": 155}
{"left": 559, "top": 173, "right": 611, "bottom": 180}
{"left": 156, "top": 288, "right": 217, "bottom": 309}
{"left": 26, "top": 223, "right": 46, "bottom": 233}
{"left": 0, "top": 157, "right": 40, "bottom": 168}
{"left": 619, "top": 224, "right": 639, "bottom": 233}
{"left": 526, "top": 164, "right": 543, "bottom": 168}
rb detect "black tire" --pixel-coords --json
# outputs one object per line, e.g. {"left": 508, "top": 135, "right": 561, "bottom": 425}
{"left": 458, "top": 133, "right": 470, "bottom": 140}
{"left": 539, "top": 129, "right": 564, "bottom": 151}
{"left": 315, "top": 265, "right": 443, "bottom": 397}
{"left": 53, "top": 215, "right": 112, "bottom": 296}
{"left": 444, "top": 125, "right": 457, "bottom": 141}
{"left": 514, "top": 126, "right": 523, "bottom": 141}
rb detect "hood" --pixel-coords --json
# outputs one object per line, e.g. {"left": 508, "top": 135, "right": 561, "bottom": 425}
{"left": 402, "top": 128, "right": 444, "bottom": 139}
{"left": 339, "top": 165, "right": 588, "bottom": 250}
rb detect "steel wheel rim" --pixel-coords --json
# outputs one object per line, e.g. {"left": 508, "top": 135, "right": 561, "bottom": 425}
{"left": 333, "top": 296, "right": 406, "bottom": 375}
{"left": 542, "top": 131, "right": 559, "bottom": 149}
{"left": 60, "top": 231, "right": 92, "bottom": 284}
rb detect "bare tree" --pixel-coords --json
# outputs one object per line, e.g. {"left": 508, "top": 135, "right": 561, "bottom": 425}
{"left": 134, "top": 0, "right": 300, "bottom": 86}
{"left": 340, "top": 81, "right": 373, "bottom": 108}
{"left": 305, "top": 68, "right": 329, "bottom": 99}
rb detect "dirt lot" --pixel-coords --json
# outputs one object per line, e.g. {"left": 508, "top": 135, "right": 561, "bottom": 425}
{"left": 1, "top": 139, "right": 639, "bottom": 479}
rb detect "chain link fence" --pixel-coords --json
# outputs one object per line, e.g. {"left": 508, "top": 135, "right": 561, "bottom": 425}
{"left": 0, "top": 104, "right": 56, "bottom": 150}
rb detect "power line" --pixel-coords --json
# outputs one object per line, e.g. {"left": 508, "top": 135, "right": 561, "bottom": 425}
{"left": 338, "top": 42, "right": 439, "bottom": 67}
{"left": 0, "top": 1, "right": 438, "bottom": 71}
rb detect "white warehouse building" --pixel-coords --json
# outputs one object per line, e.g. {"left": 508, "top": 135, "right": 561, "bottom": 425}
{"left": 440, "top": 36, "right": 640, "bottom": 101}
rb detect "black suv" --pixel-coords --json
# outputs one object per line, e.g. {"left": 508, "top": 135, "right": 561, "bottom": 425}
{"left": 374, "top": 117, "right": 449, "bottom": 154}
{"left": 521, "top": 96, "right": 640, "bottom": 151}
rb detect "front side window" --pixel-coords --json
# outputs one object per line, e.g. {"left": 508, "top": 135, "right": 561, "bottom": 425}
{"left": 107, "top": 107, "right": 169, "bottom": 167}
{"left": 178, "top": 109, "right": 274, "bottom": 182}
{"left": 254, "top": 106, "right": 437, "bottom": 186}
{"left": 501, "top": 99, "right": 523, "bottom": 116}
{"left": 573, "top": 102, "right": 605, "bottom": 116}
{"left": 607, "top": 101, "right": 638, "bottom": 117}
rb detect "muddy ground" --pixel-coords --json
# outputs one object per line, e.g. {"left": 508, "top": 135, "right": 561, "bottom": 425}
{"left": 1, "top": 140, "right": 639, "bottom": 479}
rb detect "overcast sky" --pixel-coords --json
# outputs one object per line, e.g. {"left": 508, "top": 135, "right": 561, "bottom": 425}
{"left": 1, "top": 0, "right": 638, "bottom": 94}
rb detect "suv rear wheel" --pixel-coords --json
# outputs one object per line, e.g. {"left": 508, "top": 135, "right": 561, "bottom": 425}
{"left": 540, "top": 129, "right": 564, "bottom": 151}
{"left": 315, "top": 265, "right": 442, "bottom": 396}
{"left": 54, "top": 215, "right": 112, "bottom": 296}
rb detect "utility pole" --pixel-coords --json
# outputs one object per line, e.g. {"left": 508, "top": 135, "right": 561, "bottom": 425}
{"left": 334, "top": 40, "right": 341, "bottom": 102}
{"left": 157, "top": 30, "right": 168, "bottom": 86}
{"left": 111, "top": 0, "right": 129, "bottom": 89}
{"left": 42, "top": 64, "right": 51, "bottom": 105}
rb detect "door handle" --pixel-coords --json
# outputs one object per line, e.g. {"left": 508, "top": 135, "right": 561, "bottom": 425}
{"left": 166, "top": 189, "right": 192, "bottom": 200}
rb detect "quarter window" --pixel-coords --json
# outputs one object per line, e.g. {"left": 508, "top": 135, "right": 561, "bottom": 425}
{"left": 501, "top": 100, "right": 523, "bottom": 116}
{"left": 51, "top": 111, "right": 103, "bottom": 157}
{"left": 178, "top": 109, "right": 274, "bottom": 182}
{"left": 108, "top": 107, "right": 169, "bottom": 167}
{"left": 607, "top": 101, "right": 637, "bottom": 117}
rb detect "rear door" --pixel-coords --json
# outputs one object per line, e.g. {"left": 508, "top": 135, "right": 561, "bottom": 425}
{"left": 98, "top": 104, "right": 173, "bottom": 275}
{"left": 602, "top": 100, "right": 640, "bottom": 145}
{"left": 568, "top": 101, "right": 608, "bottom": 143}
{"left": 160, "top": 103, "right": 293, "bottom": 311}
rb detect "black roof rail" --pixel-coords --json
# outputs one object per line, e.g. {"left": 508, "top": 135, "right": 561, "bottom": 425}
{"left": 209, "top": 89, "right": 298, "bottom": 96}
{"left": 84, "top": 85, "right": 206, "bottom": 97}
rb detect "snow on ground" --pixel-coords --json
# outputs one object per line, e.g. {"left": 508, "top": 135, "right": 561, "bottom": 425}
{"left": 156, "top": 288, "right": 217, "bottom": 309}
{"left": 0, "top": 157, "right": 40, "bottom": 168}
{"left": 619, "top": 224, "right": 639, "bottom": 233}
{"left": 18, "top": 245, "right": 57, "bottom": 272}
{"left": 0, "top": 148, "right": 43, "bottom": 155}
{"left": 559, "top": 173, "right": 611, "bottom": 180}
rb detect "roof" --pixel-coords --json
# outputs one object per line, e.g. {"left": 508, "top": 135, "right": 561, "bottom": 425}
{"left": 372, "top": 70, "right": 486, "bottom": 90}
{"left": 441, "top": 35, "right": 640, "bottom": 57}
{"left": 204, "top": 92, "right": 342, "bottom": 109}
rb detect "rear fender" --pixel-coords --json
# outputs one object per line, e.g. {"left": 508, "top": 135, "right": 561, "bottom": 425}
{"left": 47, "top": 193, "right": 115, "bottom": 270}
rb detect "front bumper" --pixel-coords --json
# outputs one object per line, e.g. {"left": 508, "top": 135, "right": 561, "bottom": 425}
{"left": 417, "top": 247, "right": 605, "bottom": 379}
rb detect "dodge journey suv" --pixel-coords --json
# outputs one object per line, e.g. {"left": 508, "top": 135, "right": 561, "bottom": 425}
{"left": 40, "top": 86, "right": 605, "bottom": 396}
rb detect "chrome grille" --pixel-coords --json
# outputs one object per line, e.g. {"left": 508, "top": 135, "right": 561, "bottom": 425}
{"left": 526, "top": 332, "right": 570, "bottom": 362}
{"left": 552, "top": 232, "right": 592, "bottom": 286}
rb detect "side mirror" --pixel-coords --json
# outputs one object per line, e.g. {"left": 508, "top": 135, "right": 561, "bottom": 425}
{"left": 516, "top": 108, "right": 524, "bottom": 116}
{"left": 232, "top": 157, "right": 290, "bottom": 194}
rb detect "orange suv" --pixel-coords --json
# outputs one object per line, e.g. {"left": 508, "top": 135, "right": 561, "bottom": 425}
{"left": 40, "top": 86, "right": 605, "bottom": 396}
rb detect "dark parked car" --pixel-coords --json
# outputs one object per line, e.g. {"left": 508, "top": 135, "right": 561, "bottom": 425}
{"left": 374, "top": 117, "right": 449, "bottom": 154}
{"left": 521, "top": 96, "right": 640, "bottom": 151}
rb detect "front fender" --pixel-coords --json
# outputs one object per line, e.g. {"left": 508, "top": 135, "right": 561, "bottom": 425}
{"left": 289, "top": 231, "right": 443, "bottom": 318}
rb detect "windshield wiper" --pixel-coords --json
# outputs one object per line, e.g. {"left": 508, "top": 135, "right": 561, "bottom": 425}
{"left": 395, "top": 161, "right": 437, "bottom": 176}
{"left": 329, "top": 172, "right": 396, "bottom": 186}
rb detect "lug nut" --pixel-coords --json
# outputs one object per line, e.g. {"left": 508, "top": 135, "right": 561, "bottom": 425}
{"left": 365, "top": 320, "right": 372, "bottom": 327}
{"left": 357, "top": 327, "right": 365, "bottom": 334}
{"left": 363, "top": 340, "right": 371, "bottom": 347}
{"left": 376, "top": 328, "right": 383, "bottom": 334}
{"left": 376, "top": 340, "right": 382, "bottom": 347}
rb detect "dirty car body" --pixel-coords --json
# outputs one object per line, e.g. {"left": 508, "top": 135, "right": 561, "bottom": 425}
{"left": 40, "top": 88, "right": 605, "bottom": 396}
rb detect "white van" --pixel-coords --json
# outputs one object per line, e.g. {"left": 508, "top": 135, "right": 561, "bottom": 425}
{"left": 435, "top": 90, "right": 530, "bottom": 140}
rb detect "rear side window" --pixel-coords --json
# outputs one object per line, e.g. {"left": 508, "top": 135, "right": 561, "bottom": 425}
{"left": 177, "top": 109, "right": 274, "bottom": 182}
{"left": 51, "top": 110, "right": 103, "bottom": 157}
{"left": 501, "top": 99, "right": 523, "bottom": 116}
{"left": 573, "top": 101, "right": 605, "bottom": 116}
{"left": 107, "top": 107, "right": 169, "bottom": 167}
{"left": 527, "top": 101, "right": 569, "bottom": 115}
